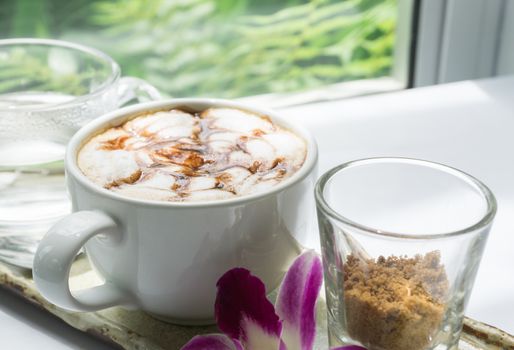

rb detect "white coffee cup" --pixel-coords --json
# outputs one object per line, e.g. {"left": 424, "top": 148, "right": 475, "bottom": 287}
{"left": 33, "top": 98, "right": 318, "bottom": 324}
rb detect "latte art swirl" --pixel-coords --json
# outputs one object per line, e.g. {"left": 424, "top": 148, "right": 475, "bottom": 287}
{"left": 78, "top": 108, "right": 307, "bottom": 202}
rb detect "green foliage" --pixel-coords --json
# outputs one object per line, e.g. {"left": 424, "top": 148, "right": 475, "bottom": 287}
{"left": 1, "top": 0, "right": 397, "bottom": 98}
{"left": 0, "top": 49, "right": 91, "bottom": 96}
{"left": 2, "top": 0, "right": 96, "bottom": 38}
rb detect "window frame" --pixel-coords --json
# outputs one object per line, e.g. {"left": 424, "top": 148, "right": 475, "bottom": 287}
{"left": 247, "top": 0, "right": 514, "bottom": 108}
{"left": 497, "top": 0, "right": 514, "bottom": 75}
{"left": 413, "top": 0, "right": 508, "bottom": 87}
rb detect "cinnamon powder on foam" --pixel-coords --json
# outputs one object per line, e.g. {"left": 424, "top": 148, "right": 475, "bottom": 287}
{"left": 343, "top": 251, "right": 449, "bottom": 350}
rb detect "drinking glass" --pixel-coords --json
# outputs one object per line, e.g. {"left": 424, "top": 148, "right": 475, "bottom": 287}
{"left": 315, "top": 158, "right": 496, "bottom": 350}
{"left": 0, "top": 38, "right": 161, "bottom": 267}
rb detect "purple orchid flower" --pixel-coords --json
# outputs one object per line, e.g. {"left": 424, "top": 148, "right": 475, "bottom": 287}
{"left": 180, "top": 251, "right": 366, "bottom": 350}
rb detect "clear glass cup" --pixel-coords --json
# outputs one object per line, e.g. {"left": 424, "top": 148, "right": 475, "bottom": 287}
{"left": 315, "top": 158, "right": 496, "bottom": 350}
{"left": 0, "top": 38, "right": 161, "bottom": 267}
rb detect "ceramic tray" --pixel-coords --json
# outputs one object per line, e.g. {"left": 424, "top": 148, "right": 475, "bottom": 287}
{"left": 1, "top": 257, "right": 513, "bottom": 350}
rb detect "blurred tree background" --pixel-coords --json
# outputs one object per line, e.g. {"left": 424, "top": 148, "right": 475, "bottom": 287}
{"left": 0, "top": 0, "right": 397, "bottom": 98}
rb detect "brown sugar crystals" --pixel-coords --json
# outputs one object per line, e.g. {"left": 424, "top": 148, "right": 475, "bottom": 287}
{"left": 344, "top": 251, "right": 449, "bottom": 350}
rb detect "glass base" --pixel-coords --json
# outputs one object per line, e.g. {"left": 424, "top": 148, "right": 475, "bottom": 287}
{"left": 0, "top": 171, "right": 70, "bottom": 268}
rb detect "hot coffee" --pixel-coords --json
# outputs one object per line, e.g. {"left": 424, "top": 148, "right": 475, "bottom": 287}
{"left": 35, "top": 99, "right": 317, "bottom": 321}
{"left": 78, "top": 107, "right": 307, "bottom": 202}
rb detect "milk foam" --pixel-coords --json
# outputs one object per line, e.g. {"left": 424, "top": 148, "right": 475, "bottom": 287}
{"left": 77, "top": 108, "right": 307, "bottom": 202}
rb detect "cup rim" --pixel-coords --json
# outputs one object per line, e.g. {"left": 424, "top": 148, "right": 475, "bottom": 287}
{"left": 66, "top": 98, "right": 318, "bottom": 208}
{"left": 315, "top": 157, "right": 497, "bottom": 239}
{"left": 0, "top": 38, "right": 120, "bottom": 112}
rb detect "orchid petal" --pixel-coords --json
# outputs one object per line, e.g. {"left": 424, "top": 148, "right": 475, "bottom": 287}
{"left": 241, "top": 316, "right": 284, "bottom": 350}
{"left": 215, "top": 268, "right": 282, "bottom": 349}
{"left": 180, "top": 334, "right": 243, "bottom": 350}
{"left": 275, "top": 250, "right": 323, "bottom": 350}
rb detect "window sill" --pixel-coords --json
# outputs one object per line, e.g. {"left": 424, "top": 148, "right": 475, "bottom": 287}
{"left": 238, "top": 77, "right": 404, "bottom": 109}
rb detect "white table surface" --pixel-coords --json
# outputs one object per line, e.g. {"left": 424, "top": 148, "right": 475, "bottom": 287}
{"left": 1, "top": 76, "right": 514, "bottom": 348}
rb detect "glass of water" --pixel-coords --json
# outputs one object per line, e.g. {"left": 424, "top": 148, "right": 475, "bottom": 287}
{"left": 0, "top": 38, "right": 160, "bottom": 267}
{"left": 315, "top": 158, "right": 496, "bottom": 350}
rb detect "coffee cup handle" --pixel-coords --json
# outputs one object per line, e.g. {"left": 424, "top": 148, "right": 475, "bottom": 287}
{"left": 33, "top": 211, "right": 131, "bottom": 312}
{"left": 117, "top": 76, "right": 162, "bottom": 106}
